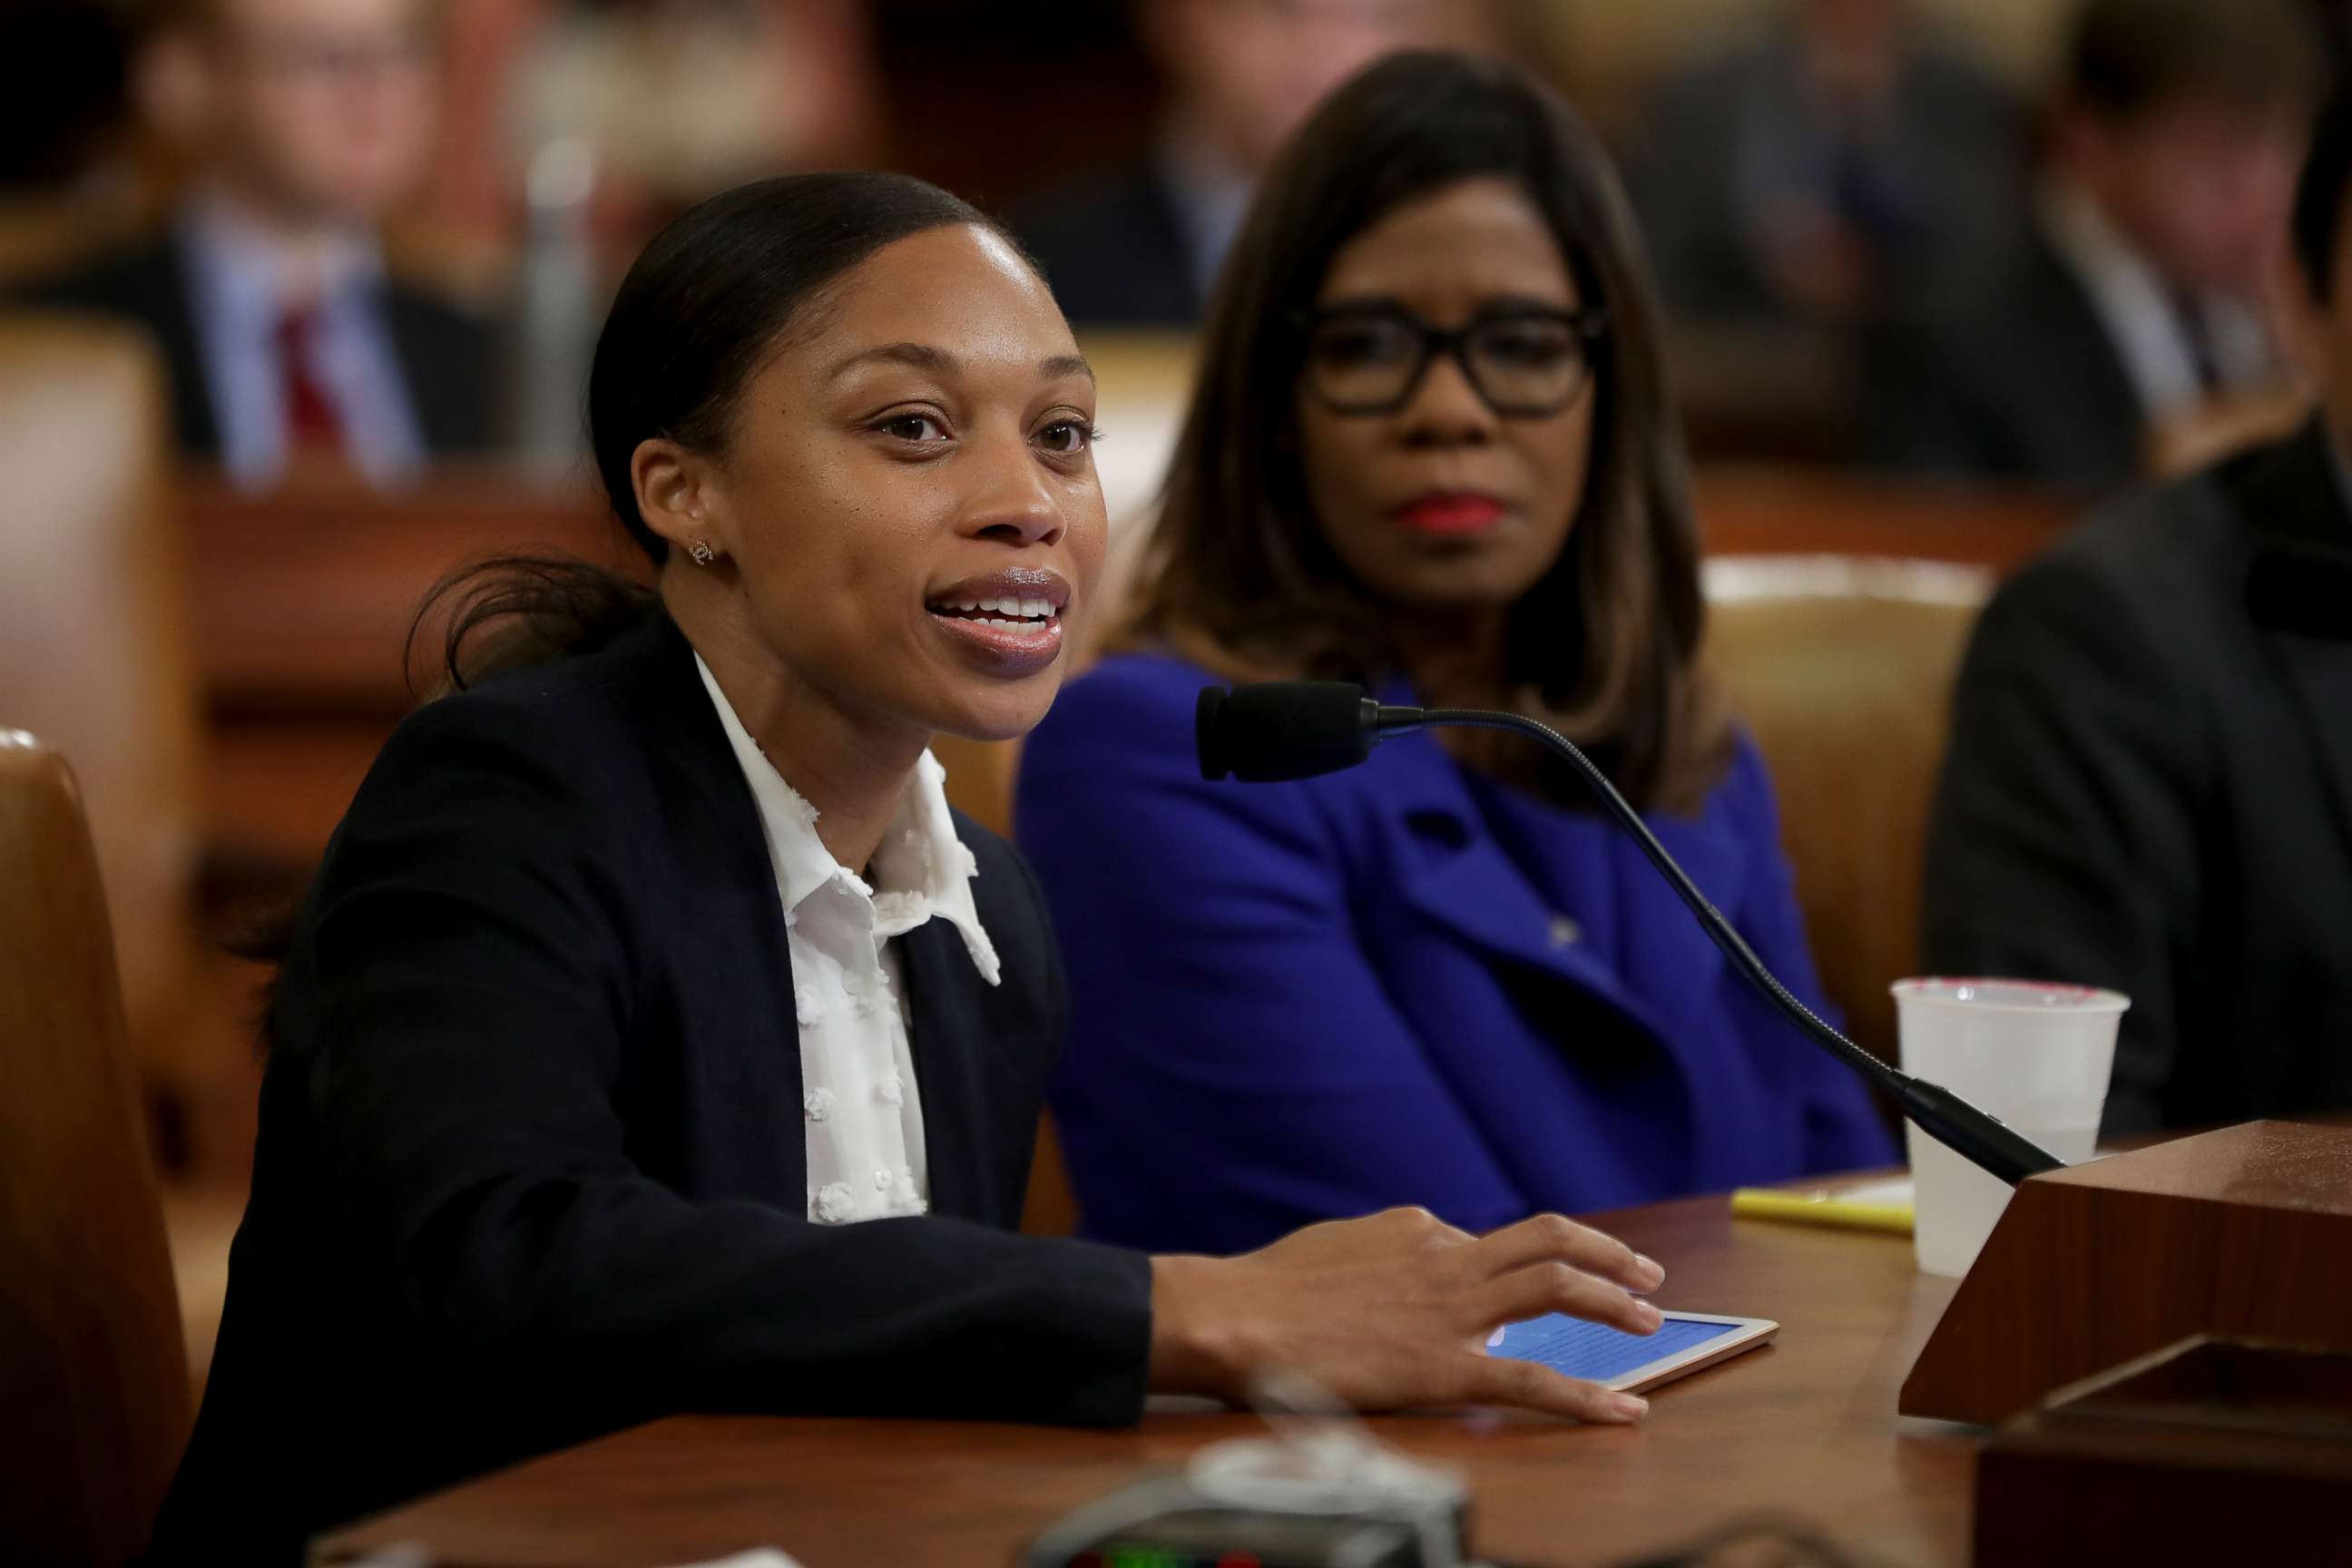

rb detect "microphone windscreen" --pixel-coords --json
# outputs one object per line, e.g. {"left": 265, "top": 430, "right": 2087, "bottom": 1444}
{"left": 1197, "top": 682, "right": 1376, "bottom": 782}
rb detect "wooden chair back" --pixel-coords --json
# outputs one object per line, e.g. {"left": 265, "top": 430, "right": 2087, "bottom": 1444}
{"left": 0, "top": 737, "right": 191, "bottom": 1566}
{"left": 1704, "top": 555, "right": 1994, "bottom": 1064}
{"left": 0, "top": 316, "right": 201, "bottom": 1085}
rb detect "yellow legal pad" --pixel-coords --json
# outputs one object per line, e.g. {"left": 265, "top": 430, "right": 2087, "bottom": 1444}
{"left": 1730, "top": 1176, "right": 1916, "bottom": 1235}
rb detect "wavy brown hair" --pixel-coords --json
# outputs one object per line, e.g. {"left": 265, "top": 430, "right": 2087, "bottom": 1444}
{"left": 1118, "top": 51, "right": 1726, "bottom": 811}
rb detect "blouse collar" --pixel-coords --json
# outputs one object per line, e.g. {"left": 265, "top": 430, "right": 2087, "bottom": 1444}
{"left": 692, "top": 652, "right": 1000, "bottom": 985}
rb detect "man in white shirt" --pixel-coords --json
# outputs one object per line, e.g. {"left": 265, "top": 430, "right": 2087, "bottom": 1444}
{"left": 1867, "top": 0, "right": 2319, "bottom": 493}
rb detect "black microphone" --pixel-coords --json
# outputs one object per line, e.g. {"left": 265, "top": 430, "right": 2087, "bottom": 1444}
{"left": 1197, "top": 681, "right": 2065, "bottom": 1187}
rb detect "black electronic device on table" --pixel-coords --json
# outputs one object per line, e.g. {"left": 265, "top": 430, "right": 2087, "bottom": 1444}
{"left": 1020, "top": 1389, "right": 1474, "bottom": 1568}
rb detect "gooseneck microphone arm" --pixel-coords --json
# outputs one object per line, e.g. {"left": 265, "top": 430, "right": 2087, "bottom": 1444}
{"left": 1390, "top": 703, "right": 2062, "bottom": 1185}
{"left": 1195, "top": 682, "right": 2064, "bottom": 1187}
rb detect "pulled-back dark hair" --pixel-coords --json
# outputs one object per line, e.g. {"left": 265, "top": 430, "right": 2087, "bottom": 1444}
{"left": 414, "top": 172, "right": 1002, "bottom": 692}
{"left": 1119, "top": 51, "right": 1724, "bottom": 812}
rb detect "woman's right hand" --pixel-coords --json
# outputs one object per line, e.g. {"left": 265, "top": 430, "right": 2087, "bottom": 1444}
{"left": 1147, "top": 1207, "right": 1668, "bottom": 1424}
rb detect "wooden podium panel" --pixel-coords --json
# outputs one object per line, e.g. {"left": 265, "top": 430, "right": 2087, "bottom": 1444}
{"left": 1974, "top": 1338, "right": 2352, "bottom": 1566}
{"left": 1901, "top": 1121, "right": 2352, "bottom": 1425}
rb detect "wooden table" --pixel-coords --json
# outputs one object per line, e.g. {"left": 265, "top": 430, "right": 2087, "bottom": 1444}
{"left": 315, "top": 1193, "right": 1978, "bottom": 1568}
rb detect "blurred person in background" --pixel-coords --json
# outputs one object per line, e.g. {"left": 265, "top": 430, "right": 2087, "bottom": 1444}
{"left": 1018, "top": 53, "right": 1892, "bottom": 1257}
{"left": 496, "top": 0, "right": 881, "bottom": 269}
{"left": 15, "top": 0, "right": 500, "bottom": 486}
{"left": 1921, "top": 81, "right": 2352, "bottom": 1136}
{"left": 1633, "top": 0, "right": 2025, "bottom": 333}
{"left": 1867, "top": 0, "right": 2321, "bottom": 493}
{"left": 419, "top": 0, "right": 878, "bottom": 257}
{"left": 1012, "top": 0, "right": 1488, "bottom": 328}
{"left": 491, "top": 0, "right": 882, "bottom": 466}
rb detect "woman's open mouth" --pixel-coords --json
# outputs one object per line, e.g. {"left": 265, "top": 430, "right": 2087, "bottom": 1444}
{"left": 924, "top": 568, "right": 1072, "bottom": 676}
{"left": 926, "top": 595, "right": 1060, "bottom": 638}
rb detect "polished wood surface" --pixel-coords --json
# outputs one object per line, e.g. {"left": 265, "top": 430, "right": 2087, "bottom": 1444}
{"left": 317, "top": 1193, "right": 1977, "bottom": 1568}
{"left": 185, "top": 466, "right": 2073, "bottom": 867}
{"left": 184, "top": 468, "right": 628, "bottom": 715}
{"left": 1707, "top": 560, "right": 1989, "bottom": 1065}
{"left": 188, "top": 467, "right": 2066, "bottom": 710}
{"left": 1901, "top": 1121, "right": 2352, "bottom": 1426}
{"left": 183, "top": 471, "right": 614, "bottom": 867}
{"left": 1693, "top": 466, "right": 2073, "bottom": 573}
{"left": 0, "top": 317, "right": 205, "bottom": 1078}
{"left": 0, "top": 740, "right": 191, "bottom": 1567}
{"left": 1973, "top": 1338, "right": 2352, "bottom": 1566}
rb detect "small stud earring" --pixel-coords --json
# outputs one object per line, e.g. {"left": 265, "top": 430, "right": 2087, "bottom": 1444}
{"left": 686, "top": 540, "right": 716, "bottom": 566}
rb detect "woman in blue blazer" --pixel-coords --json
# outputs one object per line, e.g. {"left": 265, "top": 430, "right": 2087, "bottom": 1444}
{"left": 1019, "top": 54, "right": 1895, "bottom": 1256}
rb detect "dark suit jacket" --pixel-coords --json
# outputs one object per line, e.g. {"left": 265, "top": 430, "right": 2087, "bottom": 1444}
{"left": 15, "top": 230, "right": 501, "bottom": 457}
{"left": 152, "top": 614, "right": 1152, "bottom": 1563}
{"left": 1923, "top": 423, "right": 2352, "bottom": 1133}
{"left": 1011, "top": 160, "right": 1203, "bottom": 328}
{"left": 1863, "top": 220, "right": 2144, "bottom": 493}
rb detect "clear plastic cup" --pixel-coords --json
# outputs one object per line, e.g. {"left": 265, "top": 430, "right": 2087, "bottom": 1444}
{"left": 1890, "top": 978, "right": 2130, "bottom": 1277}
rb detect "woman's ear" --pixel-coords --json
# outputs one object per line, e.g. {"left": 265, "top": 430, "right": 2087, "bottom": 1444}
{"left": 631, "top": 437, "right": 729, "bottom": 562}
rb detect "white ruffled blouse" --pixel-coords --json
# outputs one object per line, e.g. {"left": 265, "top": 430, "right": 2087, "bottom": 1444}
{"left": 694, "top": 654, "right": 1002, "bottom": 1226}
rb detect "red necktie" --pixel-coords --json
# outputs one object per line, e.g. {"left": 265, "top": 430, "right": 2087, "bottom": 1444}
{"left": 274, "top": 306, "right": 346, "bottom": 453}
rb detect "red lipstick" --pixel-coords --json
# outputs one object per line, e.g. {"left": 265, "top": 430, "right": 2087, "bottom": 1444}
{"left": 1393, "top": 492, "right": 1508, "bottom": 536}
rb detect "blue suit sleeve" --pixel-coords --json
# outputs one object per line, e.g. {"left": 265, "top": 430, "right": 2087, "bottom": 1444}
{"left": 1016, "top": 660, "right": 1531, "bottom": 1253}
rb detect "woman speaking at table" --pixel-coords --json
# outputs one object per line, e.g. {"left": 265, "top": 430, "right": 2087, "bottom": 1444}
{"left": 151, "top": 172, "right": 1668, "bottom": 1561}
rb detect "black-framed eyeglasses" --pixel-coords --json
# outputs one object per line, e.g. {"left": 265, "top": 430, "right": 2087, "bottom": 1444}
{"left": 1295, "top": 303, "right": 1610, "bottom": 418}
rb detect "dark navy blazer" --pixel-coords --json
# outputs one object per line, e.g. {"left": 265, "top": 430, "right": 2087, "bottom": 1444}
{"left": 1018, "top": 652, "right": 1896, "bottom": 1255}
{"left": 155, "top": 616, "right": 1150, "bottom": 1563}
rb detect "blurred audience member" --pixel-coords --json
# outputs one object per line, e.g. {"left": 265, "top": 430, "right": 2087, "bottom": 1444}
{"left": 1013, "top": 0, "right": 1486, "bottom": 327}
{"left": 1634, "top": 0, "right": 2025, "bottom": 331}
{"left": 1867, "top": 0, "right": 2321, "bottom": 492}
{"left": 418, "top": 1, "right": 877, "bottom": 258}
{"left": 1921, "top": 82, "right": 2352, "bottom": 1135}
{"left": 410, "top": 0, "right": 880, "bottom": 467}
{"left": 508, "top": 1, "right": 878, "bottom": 250}
{"left": 16, "top": 0, "right": 499, "bottom": 486}
{"left": 1021, "top": 54, "right": 1891, "bottom": 1256}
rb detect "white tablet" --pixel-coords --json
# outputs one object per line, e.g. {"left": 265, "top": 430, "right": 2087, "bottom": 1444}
{"left": 1485, "top": 1310, "right": 1779, "bottom": 1394}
